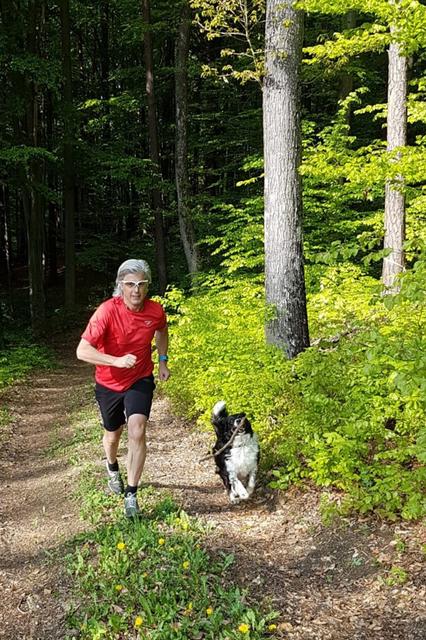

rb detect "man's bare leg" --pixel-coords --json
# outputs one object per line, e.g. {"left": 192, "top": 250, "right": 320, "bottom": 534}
{"left": 103, "top": 425, "right": 123, "bottom": 464}
{"left": 103, "top": 426, "right": 125, "bottom": 495}
{"left": 127, "top": 414, "right": 147, "bottom": 487}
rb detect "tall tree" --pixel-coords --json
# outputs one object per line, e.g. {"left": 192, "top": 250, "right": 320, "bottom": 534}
{"left": 175, "top": 1, "right": 200, "bottom": 278}
{"left": 338, "top": 11, "right": 356, "bottom": 111}
{"left": 45, "top": 90, "right": 58, "bottom": 285}
{"left": 60, "top": 0, "right": 76, "bottom": 308}
{"left": 382, "top": 22, "right": 407, "bottom": 292}
{"left": 142, "top": 0, "right": 167, "bottom": 294}
{"left": 25, "top": 0, "right": 46, "bottom": 335}
{"left": 263, "top": 0, "right": 309, "bottom": 358}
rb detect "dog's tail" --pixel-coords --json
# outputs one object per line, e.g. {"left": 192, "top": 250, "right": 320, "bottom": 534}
{"left": 212, "top": 400, "right": 227, "bottom": 421}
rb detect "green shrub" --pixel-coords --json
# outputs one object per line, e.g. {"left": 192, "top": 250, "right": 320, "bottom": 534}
{"left": 162, "top": 258, "right": 426, "bottom": 520}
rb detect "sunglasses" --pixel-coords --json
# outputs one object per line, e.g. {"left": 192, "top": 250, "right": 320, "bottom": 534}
{"left": 121, "top": 280, "right": 149, "bottom": 289}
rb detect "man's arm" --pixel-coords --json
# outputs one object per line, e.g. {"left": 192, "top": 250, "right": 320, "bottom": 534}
{"left": 155, "top": 326, "right": 170, "bottom": 381}
{"left": 155, "top": 326, "right": 168, "bottom": 358}
{"left": 76, "top": 338, "right": 136, "bottom": 369}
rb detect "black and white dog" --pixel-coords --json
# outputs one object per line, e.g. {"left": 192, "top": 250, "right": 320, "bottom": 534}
{"left": 211, "top": 401, "right": 259, "bottom": 504}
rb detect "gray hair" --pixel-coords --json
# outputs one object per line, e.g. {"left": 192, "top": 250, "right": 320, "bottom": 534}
{"left": 113, "top": 259, "right": 152, "bottom": 297}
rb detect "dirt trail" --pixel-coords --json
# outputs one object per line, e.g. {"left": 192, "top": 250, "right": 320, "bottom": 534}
{"left": 0, "top": 351, "right": 88, "bottom": 640}
{"left": 147, "top": 398, "right": 426, "bottom": 640}
{"left": 0, "top": 351, "right": 425, "bottom": 640}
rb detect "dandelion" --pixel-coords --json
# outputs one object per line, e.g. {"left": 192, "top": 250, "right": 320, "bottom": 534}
{"left": 206, "top": 607, "right": 213, "bottom": 616}
{"left": 238, "top": 623, "right": 250, "bottom": 634}
{"left": 158, "top": 538, "right": 165, "bottom": 546}
{"left": 116, "top": 542, "right": 126, "bottom": 551}
{"left": 183, "top": 601, "right": 193, "bottom": 615}
{"left": 182, "top": 560, "right": 190, "bottom": 570}
{"left": 134, "top": 616, "right": 143, "bottom": 628}
{"left": 115, "top": 584, "right": 123, "bottom": 592}
{"left": 268, "top": 624, "right": 277, "bottom": 631}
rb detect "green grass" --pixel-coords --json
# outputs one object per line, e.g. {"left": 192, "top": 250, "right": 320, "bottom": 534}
{"left": 66, "top": 481, "right": 278, "bottom": 639}
{"left": 0, "top": 342, "right": 55, "bottom": 389}
{"left": 0, "top": 340, "right": 56, "bottom": 446}
{"left": 63, "top": 387, "right": 278, "bottom": 640}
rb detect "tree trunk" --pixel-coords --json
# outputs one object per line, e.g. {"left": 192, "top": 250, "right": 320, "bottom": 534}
{"left": 382, "top": 33, "right": 407, "bottom": 293}
{"left": 100, "top": 1, "right": 110, "bottom": 104}
{"left": 26, "top": 0, "right": 45, "bottom": 335}
{"left": 0, "top": 186, "right": 9, "bottom": 275}
{"left": 263, "top": 0, "right": 309, "bottom": 359}
{"left": 338, "top": 11, "right": 356, "bottom": 125}
{"left": 45, "top": 91, "right": 58, "bottom": 285}
{"left": 175, "top": 1, "right": 200, "bottom": 278}
{"left": 60, "top": 0, "right": 76, "bottom": 308}
{"left": 142, "top": 0, "right": 167, "bottom": 294}
{"left": 0, "top": 185, "right": 14, "bottom": 312}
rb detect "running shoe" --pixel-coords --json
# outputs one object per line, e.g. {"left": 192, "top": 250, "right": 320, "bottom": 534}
{"left": 105, "top": 460, "right": 124, "bottom": 495}
{"left": 124, "top": 492, "right": 141, "bottom": 518}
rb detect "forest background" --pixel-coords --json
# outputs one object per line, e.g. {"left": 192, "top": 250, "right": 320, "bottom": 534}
{"left": 0, "top": 0, "right": 425, "bottom": 521}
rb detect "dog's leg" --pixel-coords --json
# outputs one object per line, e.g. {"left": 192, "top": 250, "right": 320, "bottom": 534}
{"left": 229, "top": 491, "right": 240, "bottom": 504}
{"left": 246, "top": 469, "right": 257, "bottom": 498}
{"left": 229, "top": 474, "right": 249, "bottom": 502}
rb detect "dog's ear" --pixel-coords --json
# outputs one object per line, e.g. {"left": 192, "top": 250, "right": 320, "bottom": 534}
{"left": 211, "top": 400, "right": 228, "bottom": 435}
{"left": 212, "top": 400, "right": 228, "bottom": 423}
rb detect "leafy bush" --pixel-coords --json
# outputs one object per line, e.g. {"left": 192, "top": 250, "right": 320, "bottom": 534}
{"left": 163, "top": 257, "right": 426, "bottom": 520}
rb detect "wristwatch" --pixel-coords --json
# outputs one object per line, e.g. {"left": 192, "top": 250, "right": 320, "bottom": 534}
{"left": 159, "top": 354, "right": 169, "bottom": 362}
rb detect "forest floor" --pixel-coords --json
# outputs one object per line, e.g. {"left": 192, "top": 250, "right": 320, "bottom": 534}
{"left": 0, "top": 344, "right": 425, "bottom": 640}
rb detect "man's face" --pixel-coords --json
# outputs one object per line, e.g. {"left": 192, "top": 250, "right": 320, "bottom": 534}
{"left": 121, "top": 272, "right": 149, "bottom": 311}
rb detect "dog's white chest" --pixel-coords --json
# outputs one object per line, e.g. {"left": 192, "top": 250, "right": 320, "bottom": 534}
{"left": 226, "top": 433, "right": 259, "bottom": 478}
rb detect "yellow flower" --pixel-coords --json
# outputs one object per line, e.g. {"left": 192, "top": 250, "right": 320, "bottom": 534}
{"left": 115, "top": 584, "right": 123, "bottom": 592}
{"left": 206, "top": 607, "right": 213, "bottom": 616}
{"left": 142, "top": 571, "right": 148, "bottom": 578}
{"left": 182, "top": 560, "right": 190, "bottom": 570}
{"left": 268, "top": 624, "right": 277, "bottom": 631}
{"left": 187, "top": 602, "right": 193, "bottom": 611}
{"left": 158, "top": 538, "right": 165, "bottom": 546}
{"left": 181, "top": 522, "right": 189, "bottom": 531}
{"left": 134, "top": 616, "right": 143, "bottom": 628}
{"left": 116, "top": 542, "right": 126, "bottom": 551}
{"left": 238, "top": 623, "right": 250, "bottom": 634}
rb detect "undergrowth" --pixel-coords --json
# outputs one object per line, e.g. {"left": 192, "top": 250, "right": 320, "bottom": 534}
{"left": 0, "top": 334, "right": 55, "bottom": 446}
{"left": 0, "top": 337, "right": 54, "bottom": 388}
{"left": 162, "top": 257, "right": 426, "bottom": 521}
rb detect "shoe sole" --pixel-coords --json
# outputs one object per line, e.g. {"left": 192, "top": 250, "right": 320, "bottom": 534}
{"left": 125, "top": 511, "right": 142, "bottom": 519}
{"left": 107, "top": 480, "right": 124, "bottom": 496}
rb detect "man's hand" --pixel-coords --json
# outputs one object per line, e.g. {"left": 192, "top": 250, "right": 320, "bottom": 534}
{"left": 114, "top": 353, "right": 137, "bottom": 368}
{"left": 77, "top": 339, "right": 137, "bottom": 369}
{"left": 158, "top": 361, "right": 170, "bottom": 381}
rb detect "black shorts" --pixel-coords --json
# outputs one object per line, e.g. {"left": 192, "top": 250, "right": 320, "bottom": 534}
{"left": 95, "top": 376, "right": 156, "bottom": 431}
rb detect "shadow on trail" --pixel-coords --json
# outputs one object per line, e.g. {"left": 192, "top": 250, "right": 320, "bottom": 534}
{"left": 146, "top": 480, "right": 218, "bottom": 495}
